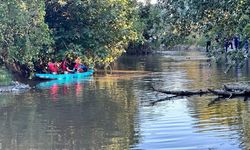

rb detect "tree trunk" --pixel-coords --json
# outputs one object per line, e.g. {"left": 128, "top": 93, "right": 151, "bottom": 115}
{"left": 1, "top": 56, "right": 31, "bottom": 78}
{"left": 153, "top": 88, "right": 209, "bottom": 96}
{"left": 208, "top": 89, "right": 249, "bottom": 97}
{"left": 152, "top": 84, "right": 250, "bottom": 98}
{"left": 224, "top": 84, "right": 250, "bottom": 92}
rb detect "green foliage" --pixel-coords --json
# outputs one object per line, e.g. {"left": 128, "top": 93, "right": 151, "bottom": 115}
{"left": 127, "top": 2, "right": 163, "bottom": 54}
{"left": 196, "top": 35, "right": 207, "bottom": 47}
{"left": 182, "top": 34, "right": 204, "bottom": 46}
{"left": 0, "top": 1, "right": 53, "bottom": 73}
{"left": 227, "top": 50, "right": 245, "bottom": 62}
{"left": 151, "top": 0, "right": 250, "bottom": 49}
{"left": 243, "top": 24, "right": 250, "bottom": 38}
{"left": 0, "top": 68, "right": 12, "bottom": 85}
{"left": 1, "top": 0, "right": 250, "bottom": 78}
{"left": 155, "top": 0, "right": 193, "bottom": 47}
{"left": 45, "top": 0, "right": 139, "bottom": 67}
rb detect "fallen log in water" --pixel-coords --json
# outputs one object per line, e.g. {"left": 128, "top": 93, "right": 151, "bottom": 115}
{"left": 151, "top": 84, "right": 250, "bottom": 105}
{"left": 224, "top": 84, "right": 250, "bottom": 92}
{"left": 152, "top": 84, "right": 250, "bottom": 97}
{"left": 153, "top": 87, "right": 250, "bottom": 97}
{"left": 150, "top": 82, "right": 250, "bottom": 105}
{"left": 208, "top": 89, "right": 249, "bottom": 97}
{"left": 152, "top": 86, "right": 209, "bottom": 96}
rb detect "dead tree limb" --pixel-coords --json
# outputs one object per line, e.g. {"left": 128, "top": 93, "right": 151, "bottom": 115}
{"left": 152, "top": 87, "right": 209, "bottom": 96}
{"left": 152, "top": 86, "right": 250, "bottom": 97}
{"left": 150, "top": 84, "right": 250, "bottom": 105}
{"left": 224, "top": 84, "right": 250, "bottom": 92}
{"left": 208, "top": 89, "right": 249, "bottom": 97}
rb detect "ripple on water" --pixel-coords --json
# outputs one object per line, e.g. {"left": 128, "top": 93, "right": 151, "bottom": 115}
{"left": 132, "top": 94, "right": 243, "bottom": 150}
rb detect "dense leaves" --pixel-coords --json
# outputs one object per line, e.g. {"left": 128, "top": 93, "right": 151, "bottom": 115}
{"left": 0, "top": 1, "right": 53, "bottom": 77}
{"left": 45, "top": 0, "right": 139, "bottom": 67}
{"left": 0, "top": 0, "right": 141, "bottom": 77}
{"left": 1, "top": 0, "right": 250, "bottom": 77}
{"left": 156, "top": 0, "right": 250, "bottom": 46}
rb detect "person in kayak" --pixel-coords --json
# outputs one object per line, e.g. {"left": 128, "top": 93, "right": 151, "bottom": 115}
{"left": 48, "top": 59, "right": 59, "bottom": 74}
{"left": 61, "top": 58, "right": 73, "bottom": 74}
{"left": 74, "top": 57, "right": 88, "bottom": 73}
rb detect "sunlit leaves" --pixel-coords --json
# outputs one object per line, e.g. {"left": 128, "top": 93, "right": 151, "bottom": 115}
{"left": 243, "top": 24, "right": 250, "bottom": 38}
{"left": 46, "top": 0, "right": 139, "bottom": 67}
{"left": 0, "top": 0, "right": 53, "bottom": 74}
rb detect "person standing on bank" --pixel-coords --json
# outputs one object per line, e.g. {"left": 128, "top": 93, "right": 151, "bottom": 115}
{"left": 234, "top": 36, "right": 240, "bottom": 50}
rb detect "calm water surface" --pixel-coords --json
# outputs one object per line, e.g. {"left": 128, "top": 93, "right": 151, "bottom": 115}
{"left": 1, "top": 50, "right": 250, "bottom": 150}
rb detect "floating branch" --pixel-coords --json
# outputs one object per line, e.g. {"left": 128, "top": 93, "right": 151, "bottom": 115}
{"left": 151, "top": 83, "right": 250, "bottom": 105}
{"left": 152, "top": 86, "right": 209, "bottom": 96}
{"left": 208, "top": 89, "right": 248, "bottom": 98}
{"left": 224, "top": 84, "right": 250, "bottom": 92}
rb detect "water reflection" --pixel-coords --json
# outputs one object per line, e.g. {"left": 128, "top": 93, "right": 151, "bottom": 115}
{"left": 0, "top": 75, "right": 138, "bottom": 150}
{"left": 125, "top": 51, "right": 250, "bottom": 149}
{"left": 35, "top": 77, "right": 94, "bottom": 89}
{"left": 35, "top": 77, "right": 94, "bottom": 101}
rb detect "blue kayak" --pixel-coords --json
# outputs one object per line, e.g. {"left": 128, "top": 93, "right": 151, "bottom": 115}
{"left": 35, "top": 69, "right": 94, "bottom": 80}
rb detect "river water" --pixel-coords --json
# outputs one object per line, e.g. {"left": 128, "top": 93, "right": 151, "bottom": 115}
{"left": 0, "top": 50, "right": 250, "bottom": 150}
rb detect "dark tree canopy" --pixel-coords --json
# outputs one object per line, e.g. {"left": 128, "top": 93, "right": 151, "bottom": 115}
{"left": 45, "top": 0, "right": 139, "bottom": 67}
{"left": 0, "top": 0, "right": 250, "bottom": 77}
{"left": 0, "top": 1, "right": 53, "bottom": 77}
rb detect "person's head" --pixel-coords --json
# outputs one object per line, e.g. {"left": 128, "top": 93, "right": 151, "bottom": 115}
{"left": 75, "top": 57, "right": 81, "bottom": 63}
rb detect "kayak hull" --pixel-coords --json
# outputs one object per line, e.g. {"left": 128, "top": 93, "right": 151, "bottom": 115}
{"left": 35, "top": 69, "right": 94, "bottom": 80}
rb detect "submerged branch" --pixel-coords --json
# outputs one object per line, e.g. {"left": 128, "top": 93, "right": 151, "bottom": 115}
{"left": 151, "top": 83, "right": 250, "bottom": 105}
{"left": 152, "top": 86, "right": 209, "bottom": 96}
{"left": 208, "top": 89, "right": 248, "bottom": 98}
{"left": 224, "top": 84, "right": 250, "bottom": 92}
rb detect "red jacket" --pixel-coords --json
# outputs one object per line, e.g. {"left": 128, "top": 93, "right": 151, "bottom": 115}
{"left": 48, "top": 62, "right": 58, "bottom": 73}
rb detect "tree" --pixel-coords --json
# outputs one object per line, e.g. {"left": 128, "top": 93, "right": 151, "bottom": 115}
{"left": 45, "top": 0, "right": 139, "bottom": 68}
{"left": 127, "top": 2, "right": 160, "bottom": 54}
{"left": 152, "top": 0, "right": 250, "bottom": 50}
{"left": 0, "top": 0, "right": 53, "bottom": 77}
